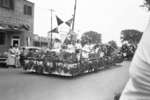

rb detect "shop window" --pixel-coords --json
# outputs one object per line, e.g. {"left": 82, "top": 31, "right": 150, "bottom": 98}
{"left": 24, "top": 5, "right": 32, "bottom": 16}
{"left": 0, "top": 32, "right": 5, "bottom": 45}
{"left": 0, "top": 0, "right": 14, "bottom": 10}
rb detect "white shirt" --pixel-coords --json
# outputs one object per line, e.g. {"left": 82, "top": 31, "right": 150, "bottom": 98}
{"left": 120, "top": 18, "right": 150, "bottom": 100}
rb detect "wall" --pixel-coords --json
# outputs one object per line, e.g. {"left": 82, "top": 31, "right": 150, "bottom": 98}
{"left": 0, "top": 0, "right": 34, "bottom": 53}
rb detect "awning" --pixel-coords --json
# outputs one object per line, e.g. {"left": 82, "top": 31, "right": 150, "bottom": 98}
{"left": 0, "top": 24, "right": 9, "bottom": 30}
{"left": 0, "top": 24, "right": 30, "bottom": 31}
{"left": 21, "top": 24, "right": 30, "bottom": 31}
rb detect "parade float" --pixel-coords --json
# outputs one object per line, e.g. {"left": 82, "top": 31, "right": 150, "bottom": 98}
{"left": 22, "top": 0, "right": 123, "bottom": 77}
{"left": 23, "top": 43, "right": 123, "bottom": 76}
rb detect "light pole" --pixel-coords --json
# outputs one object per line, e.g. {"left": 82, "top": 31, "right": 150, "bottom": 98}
{"left": 50, "top": 9, "right": 53, "bottom": 49}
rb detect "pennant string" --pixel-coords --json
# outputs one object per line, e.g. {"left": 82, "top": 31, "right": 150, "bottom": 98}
{"left": 65, "top": 18, "right": 73, "bottom": 27}
{"left": 48, "top": 27, "right": 59, "bottom": 33}
{"left": 56, "top": 16, "right": 64, "bottom": 26}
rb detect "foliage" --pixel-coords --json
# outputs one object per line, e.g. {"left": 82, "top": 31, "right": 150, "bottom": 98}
{"left": 104, "top": 44, "right": 114, "bottom": 57}
{"left": 23, "top": 46, "right": 124, "bottom": 76}
{"left": 120, "top": 43, "right": 135, "bottom": 60}
{"left": 142, "top": 0, "right": 150, "bottom": 11}
{"left": 81, "top": 31, "right": 101, "bottom": 46}
{"left": 92, "top": 43, "right": 116, "bottom": 57}
{"left": 108, "top": 40, "right": 118, "bottom": 49}
{"left": 121, "top": 29, "right": 143, "bottom": 48}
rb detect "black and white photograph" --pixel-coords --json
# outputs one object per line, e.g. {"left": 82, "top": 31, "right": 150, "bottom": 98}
{"left": 0, "top": 0, "right": 150, "bottom": 100}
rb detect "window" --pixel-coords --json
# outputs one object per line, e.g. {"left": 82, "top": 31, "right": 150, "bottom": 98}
{"left": 33, "top": 41, "right": 40, "bottom": 47}
{"left": 0, "top": 32, "right": 5, "bottom": 45}
{"left": 0, "top": 0, "right": 14, "bottom": 9}
{"left": 24, "top": 5, "right": 32, "bottom": 16}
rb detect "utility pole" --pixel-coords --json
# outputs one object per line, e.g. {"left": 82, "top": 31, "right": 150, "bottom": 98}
{"left": 72, "top": 0, "right": 77, "bottom": 32}
{"left": 40, "top": 36, "right": 42, "bottom": 47}
{"left": 48, "top": 9, "right": 53, "bottom": 49}
{"left": 50, "top": 9, "right": 53, "bottom": 49}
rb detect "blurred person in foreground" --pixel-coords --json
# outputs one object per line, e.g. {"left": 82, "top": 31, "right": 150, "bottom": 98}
{"left": 120, "top": 18, "right": 150, "bottom": 99}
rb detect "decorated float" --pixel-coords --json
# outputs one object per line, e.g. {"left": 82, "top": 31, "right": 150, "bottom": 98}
{"left": 22, "top": 0, "right": 123, "bottom": 76}
{"left": 22, "top": 42, "right": 123, "bottom": 76}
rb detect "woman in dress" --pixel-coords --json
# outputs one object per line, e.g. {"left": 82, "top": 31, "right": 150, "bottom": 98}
{"left": 6, "top": 46, "right": 15, "bottom": 67}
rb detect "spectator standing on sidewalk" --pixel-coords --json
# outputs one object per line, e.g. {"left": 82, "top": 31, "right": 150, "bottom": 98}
{"left": 6, "top": 46, "right": 15, "bottom": 68}
{"left": 13, "top": 43, "right": 21, "bottom": 68}
{"left": 20, "top": 47, "right": 25, "bottom": 67}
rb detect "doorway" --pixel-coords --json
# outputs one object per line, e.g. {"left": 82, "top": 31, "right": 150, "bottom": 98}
{"left": 11, "top": 38, "right": 20, "bottom": 47}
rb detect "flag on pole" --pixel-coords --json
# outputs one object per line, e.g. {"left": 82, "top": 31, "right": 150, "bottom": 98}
{"left": 65, "top": 18, "right": 73, "bottom": 27}
{"left": 48, "top": 27, "right": 59, "bottom": 33}
{"left": 56, "top": 16, "right": 64, "bottom": 26}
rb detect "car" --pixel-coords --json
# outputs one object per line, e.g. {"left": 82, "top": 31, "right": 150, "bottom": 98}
{"left": 22, "top": 46, "right": 41, "bottom": 51}
{"left": 0, "top": 52, "right": 8, "bottom": 66}
{"left": 21, "top": 46, "right": 41, "bottom": 54}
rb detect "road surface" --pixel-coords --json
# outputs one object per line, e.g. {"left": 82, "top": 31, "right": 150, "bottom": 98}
{"left": 0, "top": 61, "right": 130, "bottom": 100}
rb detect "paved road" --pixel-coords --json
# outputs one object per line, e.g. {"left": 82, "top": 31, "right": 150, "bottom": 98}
{"left": 0, "top": 61, "right": 130, "bottom": 100}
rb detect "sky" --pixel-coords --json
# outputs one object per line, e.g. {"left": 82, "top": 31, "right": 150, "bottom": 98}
{"left": 29, "top": 0, "right": 150, "bottom": 45}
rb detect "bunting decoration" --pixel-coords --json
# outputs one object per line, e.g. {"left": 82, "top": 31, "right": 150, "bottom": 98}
{"left": 65, "top": 18, "right": 73, "bottom": 27}
{"left": 48, "top": 27, "right": 59, "bottom": 33}
{"left": 56, "top": 16, "right": 64, "bottom": 26}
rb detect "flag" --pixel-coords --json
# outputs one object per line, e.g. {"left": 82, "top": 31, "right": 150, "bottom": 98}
{"left": 48, "top": 27, "right": 59, "bottom": 33}
{"left": 65, "top": 18, "right": 73, "bottom": 27}
{"left": 56, "top": 16, "right": 64, "bottom": 26}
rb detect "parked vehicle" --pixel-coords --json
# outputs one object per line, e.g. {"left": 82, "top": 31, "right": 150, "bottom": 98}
{"left": 0, "top": 52, "right": 8, "bottom": 66}
{"left": 22, "top": 46, "right": 41, "bottom": 53}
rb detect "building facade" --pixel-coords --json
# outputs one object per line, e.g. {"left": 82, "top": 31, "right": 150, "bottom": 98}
{"left": 0, "top": 0, "right": 34, "bottom": 53}
{"left": 33, "top": 34, "right": 49, "bottom": 48}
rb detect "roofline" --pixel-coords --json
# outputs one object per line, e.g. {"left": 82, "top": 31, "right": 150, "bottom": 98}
{"left": 24, "top": 0, "right": 34, "bottom": 5}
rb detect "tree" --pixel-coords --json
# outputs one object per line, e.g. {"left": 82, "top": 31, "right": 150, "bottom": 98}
{"left": 108, "top": 40, "right": 118, "bottom": 49}
{"left": 120, "top": 29, "right": 143, "bottom": 48}
{"left": 120, "top": 43, "right": 135, "bottom": 60}
{"left": 81, "top": 31, "right": 101, "bottom": 46}
{"left": 142, "top": 0, "right": 150, "bottom": 10}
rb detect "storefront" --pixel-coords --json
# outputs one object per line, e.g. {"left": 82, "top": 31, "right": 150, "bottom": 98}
{"left": 0, "top": 24, "right": 30, "bottom": 53}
